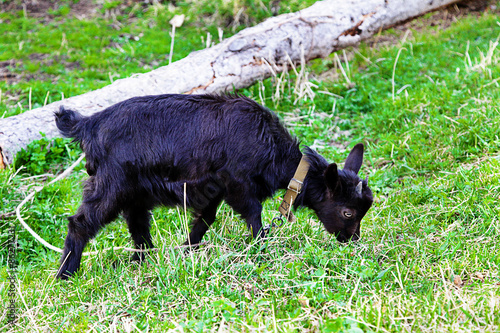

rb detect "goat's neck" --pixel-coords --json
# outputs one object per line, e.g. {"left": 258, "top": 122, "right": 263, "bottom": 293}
{"left": 274, "top": 146, "right": 327, "bottom": 209}
{"left": 277, "top": 148, "right": 304, "bottom": 188}
{"left": 293, "top": 147, "right": 329, "bottom": 210}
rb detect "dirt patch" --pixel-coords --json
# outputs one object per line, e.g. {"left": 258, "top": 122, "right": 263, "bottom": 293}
{"left": 0, "top": 0, "right": 98, "bottom": 19}
{"left": 367, "top": 0, "right": 496, "bottom": 49}
{"left": 0, "top": 0, "right": 153, "bottom": 20}
{"left": 27, "top": 53, "right": 81, "bottom": 71}
{"left": 0, "top": 53, "right": 81, "bottom": 86}
{"left": 0, "top": 60, "right": 20, "bottom": 84}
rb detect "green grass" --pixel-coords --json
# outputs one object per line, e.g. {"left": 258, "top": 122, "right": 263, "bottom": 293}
{"left": 1, "top": 1, "right": 500, "bottom": 331}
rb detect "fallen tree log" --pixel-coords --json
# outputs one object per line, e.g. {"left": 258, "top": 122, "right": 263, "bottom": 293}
{"left": 0, "top": 0, "right": 461, "bottom": 167}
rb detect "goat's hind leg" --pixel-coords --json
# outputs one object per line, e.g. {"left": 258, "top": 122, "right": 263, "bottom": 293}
{"left": 123, "top": 206, "right": 154, "bottom": 262}
{"left": 57, "top": 200, "right": 120, "bottom": 279}
{"left": 57, "top": 212, "right": 94, "bottom": 280}
{"left": 57, "top": 178, "right": 121, "bottom": 280}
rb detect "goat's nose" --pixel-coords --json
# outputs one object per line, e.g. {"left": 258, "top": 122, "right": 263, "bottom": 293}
{"left": 336, "top": 233, "right": 349, "bottom": 243}
{"left": 337, "top": 232, "right": 359, "bottom": 243}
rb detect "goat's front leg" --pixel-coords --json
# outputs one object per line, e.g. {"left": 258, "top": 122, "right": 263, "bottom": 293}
{"left": 233, "top": 200, "right": 266, "bottom": 239}
{"left": 224, "top": 190, "right": 266, "bottom": 239}
{"left": 246, "top": 205, "right": 267, "bottom": 239}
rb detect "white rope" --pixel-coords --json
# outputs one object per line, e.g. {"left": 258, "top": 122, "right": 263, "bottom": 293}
{"left": 14, "top": 154, "right": 161, "bottom": 256}
{"left": 15, "top": 154, "right": 86, "bottom": 253}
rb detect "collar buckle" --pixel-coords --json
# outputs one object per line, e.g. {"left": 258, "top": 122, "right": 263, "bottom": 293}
{"left": 287, "top": 177, "right": 304, "bottom": 194}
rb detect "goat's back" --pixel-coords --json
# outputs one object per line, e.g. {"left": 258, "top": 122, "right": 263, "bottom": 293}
{"left": 65, "top": 94, "right": 298, "bottom": 181}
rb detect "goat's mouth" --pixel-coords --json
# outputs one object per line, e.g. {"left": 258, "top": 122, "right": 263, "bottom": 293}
{"left": 320, "top": 220, "right": 360, "bottom": 243}
{"left": 336, "top": 232, "right": 360, "bottom": 243}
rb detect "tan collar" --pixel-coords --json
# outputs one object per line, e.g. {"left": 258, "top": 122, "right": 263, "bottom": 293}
{"left": 278, "top": 155, "right": 310, "bottom": 221}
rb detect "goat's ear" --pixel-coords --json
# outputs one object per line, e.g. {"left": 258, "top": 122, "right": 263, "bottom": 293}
{"left": 324, "top": 163, "right": 339, "bottom": 190}
{"left": 344, "top": 143, "right": 364, "bottom": 174}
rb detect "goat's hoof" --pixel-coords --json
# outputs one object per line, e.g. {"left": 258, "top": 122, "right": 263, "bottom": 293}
{"left": 131, "top": 252, "right": 146, "bottom": 262}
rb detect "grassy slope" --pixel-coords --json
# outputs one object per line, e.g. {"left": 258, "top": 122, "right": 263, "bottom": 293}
{"left": 1, "top": 1, "right": 500, "bottom": 332}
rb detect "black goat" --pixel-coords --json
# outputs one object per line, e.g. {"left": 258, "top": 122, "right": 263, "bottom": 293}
{"left": 54, "top": 94, "right": 373, "bottom": 279}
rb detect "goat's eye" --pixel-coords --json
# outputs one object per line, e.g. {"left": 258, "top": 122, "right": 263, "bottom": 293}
{"left": 343, "top": 210, "right": 354, "bottom": 218}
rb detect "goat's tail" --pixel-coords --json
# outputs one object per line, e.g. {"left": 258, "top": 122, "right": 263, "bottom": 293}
{"left": 54, "top": 106, "right": 85, "bottom": 141}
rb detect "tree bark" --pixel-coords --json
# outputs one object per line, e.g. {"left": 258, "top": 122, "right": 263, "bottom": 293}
{"left": 0, "top": 0, "right": 461, "bottom": 167}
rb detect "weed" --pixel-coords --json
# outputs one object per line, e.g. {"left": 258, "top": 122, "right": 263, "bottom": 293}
{"left": 14, "top": 134, "right": 81, "bottom": 175}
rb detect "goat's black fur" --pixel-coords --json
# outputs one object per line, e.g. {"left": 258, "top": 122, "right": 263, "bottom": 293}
{"left": 54, "top": 94, "right": 373, "bottom": 279}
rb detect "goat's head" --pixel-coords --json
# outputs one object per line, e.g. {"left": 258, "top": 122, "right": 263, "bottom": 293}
{"left": 313, "top": 143, "right": 373, "bottom": 242}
